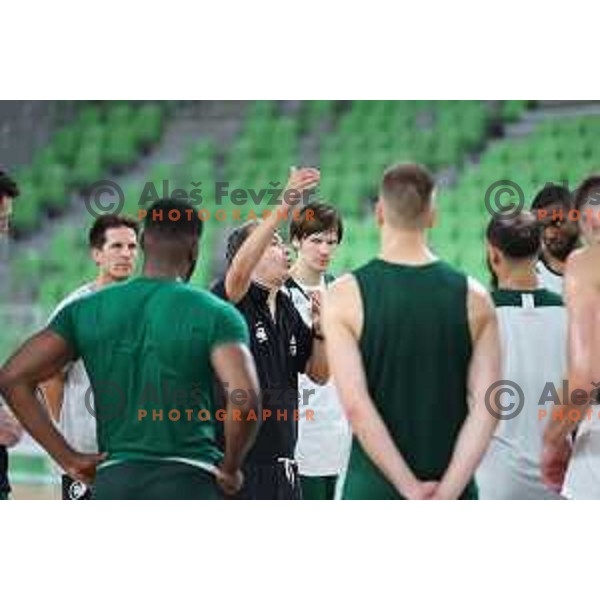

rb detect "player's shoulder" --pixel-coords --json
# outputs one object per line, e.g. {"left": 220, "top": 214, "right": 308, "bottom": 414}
{"left": 467, "top": 276, "right": 493, "bottom": 303}
{"left": 535, "top": 288, "right": 564, "bottom": 308}
{"left": 565, "top": 246, "right": 600, "bottom": 293}
{"left": 567, "top": 246, "right": 599, "bottom": 273}
{"left": 49, "top": 282, "right": 97, "bottom": 322}
{"left": 466, "top": 276, "right": 496, "bottom": 327}
{"left": 327, "top": 272, "right": 358, "bottom": 297}
{"left": 325, "top": 273, "right": 362, "bottom": 321}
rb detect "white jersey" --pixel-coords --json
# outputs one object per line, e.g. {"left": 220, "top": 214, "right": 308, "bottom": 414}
{"left": 286, "top": 276, "right": 351, "bottom": 476}
{"left": 477, "top": 288, "right": 566, "bottom": 499}
{"left": 536, "top": 260, "right": 563, "bottom": 296}
{"left": 47, "top": 283, "right": 98, "bottom": 454}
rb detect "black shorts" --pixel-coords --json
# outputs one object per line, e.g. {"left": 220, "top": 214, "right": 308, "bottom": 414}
{"left": 234, "top": 459, "right": 302, "bottom": 500}
{"left": 62, "top": 475, "right": 93, "bottom": 500}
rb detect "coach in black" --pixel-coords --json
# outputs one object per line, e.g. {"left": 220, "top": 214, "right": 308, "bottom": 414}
{"left": 212, "top": 168, "right": 329, "bottom": 499}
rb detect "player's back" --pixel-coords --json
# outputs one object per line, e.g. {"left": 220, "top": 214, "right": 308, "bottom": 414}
{"left": 477, "top": 288, "right": 566, "bottom": 499}
{"left": 342, "top": 258, "right": 473, "bottom": 500}
{"left": 49, "top": 277, "right": 248, "bottom": 468}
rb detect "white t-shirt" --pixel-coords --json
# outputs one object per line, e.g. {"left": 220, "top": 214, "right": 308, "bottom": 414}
{"left": 536, "top": 260, "right": 563, "bottom": 296}
{"left": 477, "top": 289, "right": 567, "bottom": 499}
{"left": 47, "top": 283, "right": 98, "bottom": 454}
{"left": 286, "top": 276, "right": 352, "bottom": 476}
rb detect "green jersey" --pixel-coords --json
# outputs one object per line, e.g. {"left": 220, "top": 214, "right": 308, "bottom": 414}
{"left": 343, "top": 259, "right": 475, "bottom": 500}
{"left": 48, "top": 277, "right": 249, "bottom": 468}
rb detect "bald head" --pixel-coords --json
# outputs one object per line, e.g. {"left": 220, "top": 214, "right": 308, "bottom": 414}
{"left": 379, "top": 163, "right": 435, "bottom": 229}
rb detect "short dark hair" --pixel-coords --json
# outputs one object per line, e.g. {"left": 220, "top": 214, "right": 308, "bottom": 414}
{"left": 530, "top": 184, "right": 571, "bottom": 211}
{"left": 89, "top": 214, "right": 140, "bottom": 249}
{"left": 573, "top": 175, "right": 600, "bottom": 211}
{"left": 380, "top": 163, "right": 435, "bottom": 227}
{"left": 486, "top": 211, "right": 541, "bottom": 260}
{"left": 225, "top": 221, "right": 259, "bottom": 265}
{"left": 0, "top": 169, "right": 20, "bottom": 199}
{"left": 289, "top": 202, "right": 343, "bottom": 244}
{"left": 142, "top": 198, "right": 203, "bottom": 241}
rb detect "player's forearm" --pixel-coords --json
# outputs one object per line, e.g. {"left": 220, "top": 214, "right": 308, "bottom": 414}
{"left": 544, "top": 373, "right": 592, "bottom": 444}
{"left": 437, "top": 410, "right": 497, "bottom": 499}
{"left": 1, "top": 383, "right": 75, "bottom": 468}
{"left": 436, "top": 407, "right": 497, "bottom": 499}
{"left": 305, "top": 339, "right": 329, "bottom": 385}
{"left": 222, "top": 418, "right": 260, "bottom": 473}
{"left": 348, "top": 397, "right": 420, "bottom": 498}
{"left": 222, "top": 384, "right": 262, "bottom": 472}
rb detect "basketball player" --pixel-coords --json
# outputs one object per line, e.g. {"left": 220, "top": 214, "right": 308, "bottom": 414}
{"left": 323, "top": 163, "right": 502, "bottom": 500}
{"left": 530, "top": 184, "right": 579, "bottom": 295}
{"left": 477, "top": 212, "right": 566, "bottom": 499}
{"left": 286, "top": 202, "right": 351, "bottom": 500}
{"left": 542, "top": 176, "right": 600, "bottom": 498}
{"left": 40, "top": 214, "right": 139, "bottom": 499}
{"left": 0, "top": 198, "right": 261, "bottom": 499}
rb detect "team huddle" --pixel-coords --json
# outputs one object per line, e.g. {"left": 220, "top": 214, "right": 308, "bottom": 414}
{"left": 0, "top": 164, "right": 599, "bottom": 500}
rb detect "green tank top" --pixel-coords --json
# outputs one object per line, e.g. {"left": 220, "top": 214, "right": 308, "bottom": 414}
{"left": 343, "top": 258, "right": 476, "bottom": 499}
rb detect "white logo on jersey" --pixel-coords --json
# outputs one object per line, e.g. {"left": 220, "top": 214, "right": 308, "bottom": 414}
{"left": 289, "top": 335, "right": 297, "bottom": 357}
{"left": 255, "top": 323, "right": 268, "bottom": 344}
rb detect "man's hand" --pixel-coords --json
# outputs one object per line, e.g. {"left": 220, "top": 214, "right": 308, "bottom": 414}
{"left": 405, "top": 480, "right": 439, "bottom": 500}
{"left": 541, "top": 435, "right": 572, "bottom": 493}
{"left": 62, "top": 451, "right": 106, "bottom": 485}
{"left": 283, "top": 167, "right": 320, "bottom": 208}
{"left": 216, "top": 465, "right": 244, "bottom": 496}
{"left": 310, "top": 291, "right": 323, "bottom": 337}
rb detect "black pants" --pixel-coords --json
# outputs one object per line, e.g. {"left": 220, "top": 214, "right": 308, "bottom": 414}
{"left": 235, "top": 459, "right": 302, "bottom": 500}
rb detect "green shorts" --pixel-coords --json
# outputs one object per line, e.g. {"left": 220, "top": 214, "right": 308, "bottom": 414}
{"left": 0, "top": 491, "right": 9, "bottom": 501}
{"left": 94, "top": 460, "right": 222, "bottom": 500}
{"left": 300, "top": 475, "right": 338, "bottom": 500}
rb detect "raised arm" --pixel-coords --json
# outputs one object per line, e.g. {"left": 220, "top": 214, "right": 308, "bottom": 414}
{"left": 210, "top": 343, "right": 261, "bottom": 495}
{"left": 0, "top": 329, "right": 105, "bottom": 483}
{"left": 323, "top": 275, "right": 434, "bottom": 499}
{"left": 432, "top": 277, "right": 501, "bottom": 500}
{"left": 224, "top": 167, "right": 320, "bottom": 303}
